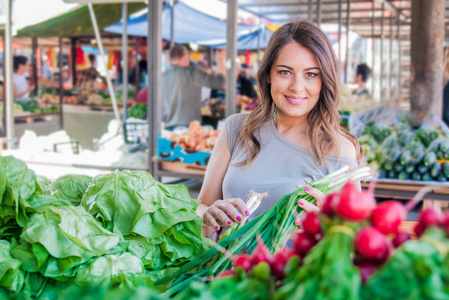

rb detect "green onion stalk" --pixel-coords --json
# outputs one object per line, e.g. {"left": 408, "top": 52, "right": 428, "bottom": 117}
{"left": 158, "top": 165, "right": 372, "bottom": 295}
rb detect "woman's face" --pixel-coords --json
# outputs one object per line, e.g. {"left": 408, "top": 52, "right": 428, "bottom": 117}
{"left": 269, "top": 41, "right": 322, "bottom": 122}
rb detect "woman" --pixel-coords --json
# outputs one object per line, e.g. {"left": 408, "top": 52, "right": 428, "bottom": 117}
{"left": 196, "top": 20, "right": 363, "bottom": 236}
{"left": 13, "top": 56, "right": 34, "bottom": 100}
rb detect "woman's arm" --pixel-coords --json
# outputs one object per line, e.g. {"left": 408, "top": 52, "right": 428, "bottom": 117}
{"left": 197, "top": 129, "right": 248, "bottom": 232}
{"left": 13, "top": 82, "right": 34, "bottom": 99}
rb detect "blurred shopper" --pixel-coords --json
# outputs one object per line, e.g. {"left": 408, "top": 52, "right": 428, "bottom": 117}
{"left": 354, "top": 63, "right": 371, "bottom": 96}
{"left": 12, "top": 56, "right": 34, "bottom": 99}
{"left": 162, "top": 45, "right": 226, "bottom": 129}
{"left": 443, "top": 46, "right": 449, "bottom": 126}
{"left": 116, "top": 51, "right": 146, "bottom": 89}
{"left": 77, "top": 54, "right": 107, "bottom": 89}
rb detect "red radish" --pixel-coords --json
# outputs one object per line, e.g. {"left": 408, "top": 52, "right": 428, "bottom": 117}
{"left": 370, "top": 201, "right": 406, "bottom": 234}
{"left": 414, "top": 223, "right": 425, "bottom": 237}
{"left": 321, "top": 193, "right": 338, "bottom": 216}
{"left": 217, "top": 270, "right": 235, "bottom": 278}
{"left": 234, "top": 254, "right": 252, "bottom": 273}
{"left": 392, "top": 231, "right": 410, "bottom": 248}
{"left": 418, "top": 208, "right": 440, "bottom": 229}
{"left": 293, "top": 231, "right": 316, "bottom": 256}
{"left": 270, "top": 249, "right": 298, "bottom": 280}
{"left": 251, "top": 239, "right": 271, "bottom": 265}
{"left": 354, "top": 261, "right": 378, "bottom": 284}
{"left": 334, "top": 182, "right": 375, "bottom": 221}
{"left": 302, "top": 212, "right": 321, "bottom": 235}
{"left": 355, "top": 226, "right": 389, "bottom": 262}
{"left": 440, "top": 212, "right": 449, "bottom": 228}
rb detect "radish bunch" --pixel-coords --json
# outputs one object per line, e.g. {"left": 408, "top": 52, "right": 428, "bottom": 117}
{"left": 414, "top": 208, "right": 449, "bottom": 238}
{"left": 230, "top": 240, "right": 300, "bottom": 280}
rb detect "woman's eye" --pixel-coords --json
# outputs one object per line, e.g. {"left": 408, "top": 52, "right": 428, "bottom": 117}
{"left": 306, "top": 72, "right": 317, "bottom": 78}
{"left": 279, "top": 70, "right": 291, "bottom": 76}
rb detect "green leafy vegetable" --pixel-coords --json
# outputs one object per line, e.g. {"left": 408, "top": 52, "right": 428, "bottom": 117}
{"left": 0, "top": 240, "right": 24, "bottom": 292}
{"left": 44, "top": 174, "right": 92, "bottom": 204}
{"left": 10, "top": 206, "right": 119, "bottom": 280}
{"left": 0, "top": 156, "right": 37, "bottom": 226}
{"left": 75, "top": 253, "right": 150, "bottom": 288}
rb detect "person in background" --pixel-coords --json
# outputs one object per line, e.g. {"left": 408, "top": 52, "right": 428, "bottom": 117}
{"left": 236, "top": 61, "right": 258, "bottom": 111}
{"left": 12, "top": 56, "right": 34, "bottom": 99}
{"left": 162, "top": 45, "right": 226, "bottom": 129}
{"left": 116, "top": 51, "right": 146, "bottom": 89}
{"left": 77, "top": 54, "right": 107, "bottom": 89}
{"left": 195, "top": 20, "right": 363, "bottom": 238}
{"left": 443, "top": 46, "right": 449, "bottom": 126}
{"left": 354, "top": 63, "right": 371, "bottom": 96}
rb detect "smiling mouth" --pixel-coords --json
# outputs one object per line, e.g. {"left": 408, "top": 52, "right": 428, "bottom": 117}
{"left": 284, "top": 95, "right": 306, "bottom": 104}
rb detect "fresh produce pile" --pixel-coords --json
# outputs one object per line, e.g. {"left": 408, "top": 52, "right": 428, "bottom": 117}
{"left": 0, "top": 156, "right": 211, "bottom": 299}
{"left": 175, "top": 182, "right": 449, "bottom": 300}
{"left": 13, "top": 99, "right": 59, "bottom": 114}
{"left": 158, "top": 166, "right": 372, "bottom": 295}
{"left": 360, "top": 119, "right": 449, "bottom": 181}
{"left": 128, "top": 104, "right": 147, "bottom": 120}
{"left": 168, "top": 121, "right": 220, "bottom": 152}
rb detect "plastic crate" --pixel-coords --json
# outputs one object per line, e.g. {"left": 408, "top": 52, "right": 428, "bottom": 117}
{"left": 123, "top": 122, "right": 149, "bottom": 144}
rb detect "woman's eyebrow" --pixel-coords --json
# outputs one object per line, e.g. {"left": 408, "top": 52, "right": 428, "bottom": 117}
{"left": 275, "top": 65, "right": 321, "bottom": 72}
{"left": 304, "top": 67, "right": 320, "bottom": 71}
{"left": 275, "top": 64, "right": 294, "bottom": 70}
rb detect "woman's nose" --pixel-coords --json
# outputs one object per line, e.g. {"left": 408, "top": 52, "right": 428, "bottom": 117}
{"left": 289, "top": 75, "right": 305, "bottom": 92}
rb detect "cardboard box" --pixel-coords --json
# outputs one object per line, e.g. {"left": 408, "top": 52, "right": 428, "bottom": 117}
{"left": 157, "top": 137, "right": 212, "bottom": 166}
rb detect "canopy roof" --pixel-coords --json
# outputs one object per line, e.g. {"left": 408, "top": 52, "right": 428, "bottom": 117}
{"left": 104, "top": 1, "right": 256, "bottom": 44}
{"left": 199, "top": 26, "right": 273, "bottom": 50}
{"left": 15, "top": 2, "right": 146, "bottom": 37}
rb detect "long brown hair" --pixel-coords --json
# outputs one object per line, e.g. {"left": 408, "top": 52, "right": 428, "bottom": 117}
{"left": 237, "top": 20, "right": 363, "bottom": 167}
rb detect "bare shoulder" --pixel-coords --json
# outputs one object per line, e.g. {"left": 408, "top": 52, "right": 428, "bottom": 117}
{"left": 336, "top": 134, "right": 357, "bottom": 161}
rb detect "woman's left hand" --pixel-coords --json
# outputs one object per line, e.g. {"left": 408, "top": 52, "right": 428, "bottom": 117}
{"left": 295, "top": 187, "right": 325, "bottom": 225}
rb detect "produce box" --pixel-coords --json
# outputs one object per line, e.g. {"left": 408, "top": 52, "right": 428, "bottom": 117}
{"left": 157, "top": 137, "right": 211, "bottom": 166}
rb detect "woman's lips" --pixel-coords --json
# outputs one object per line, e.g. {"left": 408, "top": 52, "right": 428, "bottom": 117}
{"left": 284, "top": 95, "right": 306, "bottom": 105}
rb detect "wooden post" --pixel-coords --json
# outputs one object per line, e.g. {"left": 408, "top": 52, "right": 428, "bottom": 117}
{"left": 31, "top": 37, "right": 38, "bottom": 96}
{"left": 2, "top": 36, "right": 6, "bottom": 138}
{"left": 71, "top": 38, "right": 77, "bottom": 88}
{"left": 410, "top": 0, "right": 445, "bottom": 119}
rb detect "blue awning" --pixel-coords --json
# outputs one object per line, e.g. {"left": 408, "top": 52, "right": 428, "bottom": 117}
{"left": 104, "top": 2, "right": 256, "bottom": 44}
{"left": 198, "top": 26, "right": 273, "bottom": 50}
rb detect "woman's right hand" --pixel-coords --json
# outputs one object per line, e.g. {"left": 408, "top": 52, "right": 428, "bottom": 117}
{"left": 202, "top": 198, "right": 249, "bottom": 231}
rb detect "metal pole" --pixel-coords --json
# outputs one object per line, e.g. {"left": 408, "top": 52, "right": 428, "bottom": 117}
{"left": 170, "top": 0, "right": 175, "bottom": 48}
{"left": 87, "top": 4, "right": 120, "bottom": 122}
{"left": 397, "top": 13, "right": 401, "bottom": 103}
{"left": 372, "top": 0, "right": 375, "bottom": 96}
{"left": 317, "top": 0, "right": 321, "bottom": 27}
{"left": 225, "top": 0, "right": 238, "bottom": 117}
{"left": 58, "top": 37, "right": 64, "bottom": 129}
{"left": 31, "top": 38, "right": 38, "bottom": 96}
{"left": 389, "top": 16, "right": 393, "bottom": 101}
{"left": 380, "top": 4, "right": 384, "bottom": 98}
{"left": 135, "top": 37, "right": 140, "bottom": 94}
{"left": 308, "top": 0, "right": 313, "bottom": 22}
{"left": 338, "top": 0, "right": 342, "bottom": 61}
{"left": 71, "top": 38, "right": 77, "bottom": 87}
{"left": 5, "top": 0, "right": 14, "bottom": 149}
{"left": 345, "top": 0, "right": 350, "bottom": 83}
{"left": 122, "top": 3, "right": 128, "bottom": 122}
{"left": 147, "top": 0, "right": 163, "bottom": 177}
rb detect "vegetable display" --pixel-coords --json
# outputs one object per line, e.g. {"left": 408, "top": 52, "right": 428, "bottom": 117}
{"left": 360, "top": 119, "right": 449, "bottom": 182}
{"left": 2, "top": 155, "right": 449, "bottom": 299}
{"left": 168, "top": 121, "right": 220, "bottom": 152}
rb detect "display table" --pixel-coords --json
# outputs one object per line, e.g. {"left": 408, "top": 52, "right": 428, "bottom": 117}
{"left": 153, "top": 158, "right": 206, "bottom": 181}
{"left": 361, "top": 179, "right": 449, "bottom": 201}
